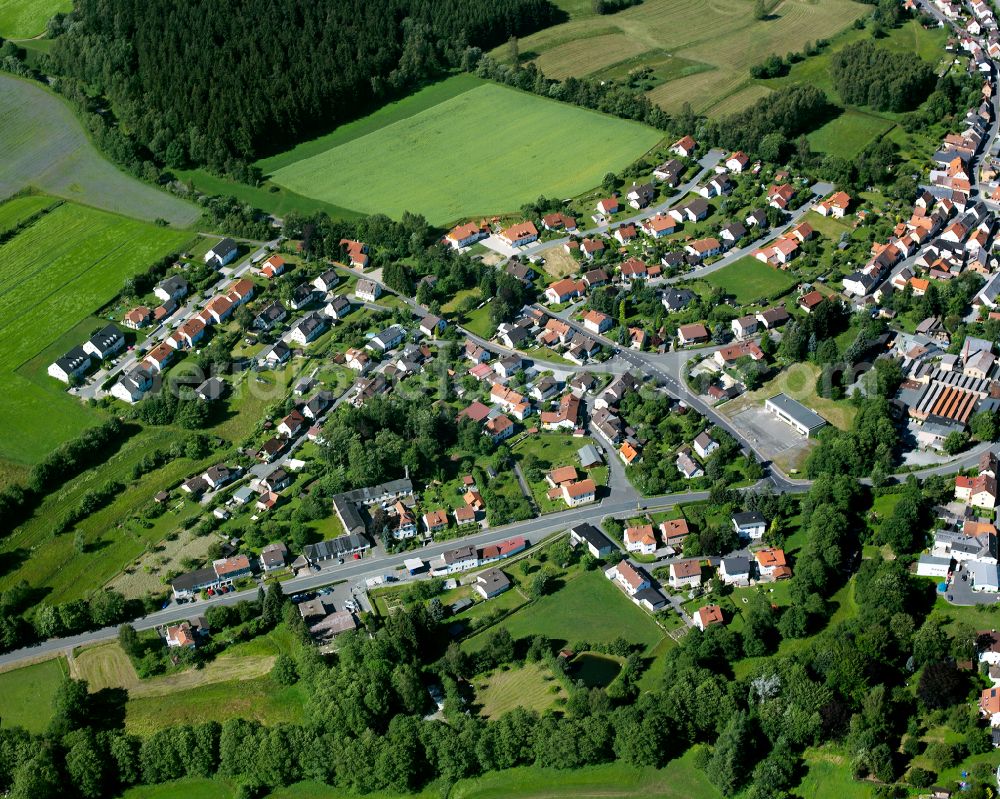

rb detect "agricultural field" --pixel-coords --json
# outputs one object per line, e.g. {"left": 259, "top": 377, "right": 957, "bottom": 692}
{"left": 0, "top": 0, "right": 69, "bottom": 38}
{"left": 268, "top": 78, "right": 662, "bottom": 225}
{"left": 491, "top": 0, "right": 866, "bottom": 115}
{"left": 0, "top": 75, "right": 199, "bottom": 226}
{"left": 701, "top": 257, "right": 798, "bottom": 304}
{"left": 0, "top": 199, "right": 190, "bottom": 469}
{"left": 0, "top": 655, "right": 67, "bottom": 733}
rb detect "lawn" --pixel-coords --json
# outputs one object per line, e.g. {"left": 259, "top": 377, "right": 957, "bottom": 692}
{"left": 473, "top": 661, "right": 567, "bottom": 718}
{"left": 0, "top": 655, "right": 67, "bottom": 733}
{"left": 0, "top": 0, "right": 69, "bottom": 38}
{"left": 793, "top": 747, "right": 873, "bottom": 799}
{"left": 121, "top": 752, "right": 719, "bottom": 799}
{"left": 492, "top": 0, "right": 866, "bottom": 116}
{"left": 463, "top": 569, "right": 665, "bottom": 653}
{"left": 269, "top": 78, "right": 662, "bottom": 225}
{"left": 0, "top": 75, "right": 199, "bottom": 225}
{"left": 0, "top": 199, "right": 191, "bottom": 468}
{"left": 450, "top": 751, "right": 720, "bottom": 799}
{"left": 702, "top": 257, "right": 798, "bottom": 305}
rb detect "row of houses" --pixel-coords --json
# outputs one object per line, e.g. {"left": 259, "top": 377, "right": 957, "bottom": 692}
{"left": 430, "top": 536, "right": 528, "bottom": 576}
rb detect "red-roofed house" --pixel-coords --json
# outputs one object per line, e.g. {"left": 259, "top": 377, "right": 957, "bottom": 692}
{"left": 694, "top": 604, "right": 724, "bottom": 631}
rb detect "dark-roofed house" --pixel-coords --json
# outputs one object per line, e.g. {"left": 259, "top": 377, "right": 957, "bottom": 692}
{"left": 204, "top": 238, "right": 238, "bottom": 268}
{"left": 732, "top": 511, "right": 767, "bottom": 540}
{"left": 83, "top": 324, "right": 126, "bottom": 360}
{"left": 155, "top": 275, "right": 189, "bottom": 303}
{"left": 304, "top": 532, "right": 370, "bottom": 563}
{"left": 569, "top": 523, "right": 615, "bottom": 558}
{"left": 195, "top": 377, "right": 226, "bottom": 401}
{"left": 475, "top": 568, "right": 511, "bottom": 599}
{"left": 260, "top": 542, "right": 288, "bottom": 572}
{"left": 48, "top": 346, "right": 91, "bottom": 383}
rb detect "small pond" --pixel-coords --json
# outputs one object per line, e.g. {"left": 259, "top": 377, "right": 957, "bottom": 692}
{"left": 570, "top": 653, "right": 621, "bottom": 688}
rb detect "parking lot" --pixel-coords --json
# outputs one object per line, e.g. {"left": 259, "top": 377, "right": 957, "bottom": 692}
{"left": 729, "top": 406, "right": 812, "bottom": 464}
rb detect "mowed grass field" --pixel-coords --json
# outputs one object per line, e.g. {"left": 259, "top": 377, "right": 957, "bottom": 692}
{"left": 0, "top": 655, "right": 67, "bottom": 733}
{"left": 492, "top": 0, "right": 866, "bottom": 116}
{"left": 0, "top": 198, "right": 190, "bottom": 467}
{"left": 269, "top": 78, "right": 662, "bottom": 224}
{"left": 0, "top": 0, "right": 69, "bottom": 38}
{"left": 463, "top": 570, "right": 665, "bottom": 654}
{"left": 0, "top": 75, "right": 199, "bottom": 226}
{"left": 474, "top": 661, "right": 567, "bottom": 718}
{"left": 702, "top": 257, "right": 798, "bottom": 304}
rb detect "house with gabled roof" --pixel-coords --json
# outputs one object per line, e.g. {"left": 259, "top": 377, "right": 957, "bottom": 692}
{"left": 606, "top": 560, "right": 650, "bottom": 596}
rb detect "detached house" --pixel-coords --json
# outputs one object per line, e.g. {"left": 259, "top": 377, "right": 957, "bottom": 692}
{"left": 499, "top": 221, "right": 539, "bottom": 247}
{"left": 605, "top": 560, "right": 650, "bottom": 596}
{"left": 545, "top": 278, "right": 585, "bottom": 304}
{"left": 624, "top": 524, "right": 657, "bottom": 555}
{"left": 817, "top": 191, "right": 851, "bottom": 218}
{"left": 641, "top": 213, "right": 677, "bottom": 238}
{"left": 694, "top": 604, "right": 724, "bottom": 631}
{"left": 596, "top": 197, "right": 619, "bottom": 215}
{"left": 204, "top": 238, "right": 238, "bottom": 268}
{"left": 626, "top": 182, "right": 655, "bottom": 209}
{"left": 155, "top": 275, "right": 189, "bottom": 303}
{"left": 260, "top": 254, "right": 286, "bottom": 279}
{"left": 669, "top": 559, "right": 702, "bottom": 589}
{"left": 670, "top": 135, "right": 697, "bottom": 157}
{"left": 678, "top": 323, "right": 710, "bottom": 345}
{"left": 732, "top": 511, "right": 766, "bottom": 540}
{"left": 562, "top": 478, "right": 597, "bottom": 507}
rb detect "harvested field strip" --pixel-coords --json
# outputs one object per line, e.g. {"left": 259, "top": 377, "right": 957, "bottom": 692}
{"left": 533, "top": 33, "right": 651, "bottom": 79}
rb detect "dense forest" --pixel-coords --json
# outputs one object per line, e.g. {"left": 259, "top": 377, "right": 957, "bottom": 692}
{"left": 830, "top": 41, "right": 936, "bottom": 112}
{"left": 51, "top": 0, "right": 560, "bottom": 173}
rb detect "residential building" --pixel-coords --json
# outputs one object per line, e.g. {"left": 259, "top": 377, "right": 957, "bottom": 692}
{"left": 624, "top": 524, "right": 657, "bottom": 555}
{"left": 605, "top": 560, "right": 650, "bottom": 596}
{"left": 694, "top": 604, "right": 724, "bottom": 631}
{"left": 732, "top": 511, "right": 766, "bottom": 540}
{"left": 569, "top": 523, "right": 615, "bottom": 558}
{"left": 669, "top": 559, "right": 702, "bottom": 589}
